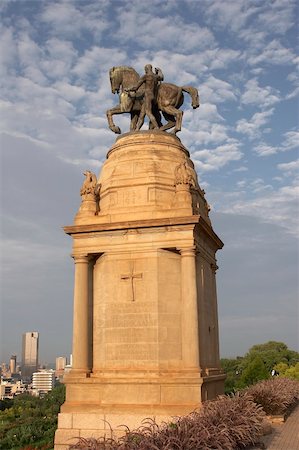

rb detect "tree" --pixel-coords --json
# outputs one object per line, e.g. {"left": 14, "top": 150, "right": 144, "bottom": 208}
{"left": 238, "top": 356, "right": 269, "bottom": 388}
{"left": 242, "top": 341, "right": 299, "bottom": 373}
{"left": 221, "top": 357, "right": 243, "bottom": 393}
{"left": 221, "top": 341, "right": 299, "bottom": 392}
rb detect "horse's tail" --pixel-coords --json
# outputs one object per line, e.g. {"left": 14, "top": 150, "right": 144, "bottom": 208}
{"left": 182, "top": 86, "right": 200, "bottom": 109}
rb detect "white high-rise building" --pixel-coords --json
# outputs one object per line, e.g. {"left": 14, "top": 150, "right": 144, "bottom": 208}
{"left": 22, "top": 332, "right": 39, "bottom": 379}
{"left": 32, "top": 370, "right": 55, "bottom": 396}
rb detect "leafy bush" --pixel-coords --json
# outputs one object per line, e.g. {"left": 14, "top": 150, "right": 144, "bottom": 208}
{"left": 70, "top": 392, "right": 265, "bottom": 450}
{"left": 274, "top": 362, "right": 299, "bottom": 380}
{"left": 246, "top": 377, "right": 299, "bottom": 415}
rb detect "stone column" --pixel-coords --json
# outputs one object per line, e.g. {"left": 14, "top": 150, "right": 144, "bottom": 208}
{"left": 71, "top": 254, "right": 90, "bottom": 374}
{"left": 180, "top": 246, "right": 200, "bottom": 369}
{"left": 210, "top": 262, "right": 220, "bottom": 366}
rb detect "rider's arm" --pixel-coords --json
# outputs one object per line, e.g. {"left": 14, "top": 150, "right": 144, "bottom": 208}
{"left": 127, "top": 76, "right": 145, "bottom": 92}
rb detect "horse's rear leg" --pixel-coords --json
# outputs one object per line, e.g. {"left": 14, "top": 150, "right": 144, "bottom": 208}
{"left": 161, "top": 107, "right": 183, "bottom": 134}
{"left": 159, "top": 111, "right": 175, "bottom": 132}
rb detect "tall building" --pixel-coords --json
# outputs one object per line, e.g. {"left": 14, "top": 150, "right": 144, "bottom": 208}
{"left": 9, "top": 355, "right": 17, "bottom": 375}
{"left": 32, "top": 370, "right": 55, "bottom": 396}
{"left": 22, "top": 332, "right": 39, "bottom": 379}
{"left": 55, "top": 356, "right": 67, "bottom": 371}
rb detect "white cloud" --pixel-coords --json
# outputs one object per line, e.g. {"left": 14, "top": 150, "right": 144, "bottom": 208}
{"left": 201, "top": 0, "right": 259, "bottom": 32}
{"left": 254, "top": 143, "right": 278, "bottom": 157}
{"left": 249, "top": 178, "right": 273, "bottom": 193}
{"left": 0, "top": 26, "right": 18, "bottom": 77}
{"left": 40, "top": 1, "right": 109, "bottom": 38}
{"left": 117, "top": 10, "right": 215, "bottom": 52}
{"left": 278, "top": 159, "right": 299, "bottom": 175}
{"left": 256, "top": 0, "right": 296, "bottom": 35}
{"left": 192, "top": 141, "right": 243, "bottom": 172}
{"left": 182, "top": 103, "right": 234, "bottom": 151}
{"left": 241, "top": 78, "right": 280, "bottom": 108}
{"left": 202, "top": 48, "right": 241, "bottom": 70}
{"left": 200, "top": 75, "right": 237, "bottom": 104}
{"left": 219, "top": 181, "right": 299, "bottom": 235}
{"left": 248, "top": 39, "right": 297, "bottom": 66}
{"left": 254, "top": 130, "right": 299, "bottom": 156}
{"left": 286, "top": 86, "right": 299, "bottom": 100}
{"left": 72, "top": 46, "right": 127, "bottom": 80}
{"left": 233, "top": 166, "right": 248, "bottom": 172}
{"left": 283, "top": 131, "right": 299, "bottom": 150}
{"left": 236, "top": 109, "right": 274, "bottom": 140}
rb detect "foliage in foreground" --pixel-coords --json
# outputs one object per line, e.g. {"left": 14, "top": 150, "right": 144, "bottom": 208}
{"left": 0, "top": 384, "right": 65, "bottom": 450}
{"left": 246, "top": 377, "right": 299, "bottom": 415}
{"left": 70, "top": 392, "right": 266, "bottom": 450}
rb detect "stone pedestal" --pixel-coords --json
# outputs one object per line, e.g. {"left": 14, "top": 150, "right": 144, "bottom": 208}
{"left": 54, "top": 131, "right": 225, "bottom": 449}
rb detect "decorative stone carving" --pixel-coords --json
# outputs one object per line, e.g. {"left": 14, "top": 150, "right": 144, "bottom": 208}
{"left": 173, "top": 161, "right": 211, "bottom": 222}
{"left": 174, "top": 161, "right": 197, "bottom": 187}
{"left": 75, "top": 171, "right": 101, "bottom": 221}
{"left": 80, "top": 170, "right": 98, "bottom": 199}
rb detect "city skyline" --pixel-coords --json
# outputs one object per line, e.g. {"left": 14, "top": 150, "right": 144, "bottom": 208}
{"left": 1, "top": 331, "right": 71, "bottom": 369}
{"left": 1, "top": 0, "right": 298, "bottom": 363}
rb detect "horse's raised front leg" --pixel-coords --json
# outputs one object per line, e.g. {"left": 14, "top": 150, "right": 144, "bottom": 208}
{"left": 106, "top": 105, "right": 122, "bottom": 134}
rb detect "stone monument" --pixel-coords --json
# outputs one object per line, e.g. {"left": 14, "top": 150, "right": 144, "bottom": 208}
{"left": 54, "top": 66, "right": 225, "bottom": 449}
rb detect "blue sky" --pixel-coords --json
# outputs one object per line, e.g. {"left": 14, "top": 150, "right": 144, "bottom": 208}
{"left": 1, "top": 0, "right": 298, "bottom": 365}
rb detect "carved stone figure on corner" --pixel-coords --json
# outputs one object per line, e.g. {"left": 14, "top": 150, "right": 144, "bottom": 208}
{"left": 80, "top": 170, "right": 97, "bottom": 198}
{"left": 76, "top": 171, "right": 100, "bottom": 219}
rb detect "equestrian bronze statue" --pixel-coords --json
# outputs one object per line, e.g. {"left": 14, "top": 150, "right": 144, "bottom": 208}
{"left": 106, "top": 65, "right": 199, "bottom": 135}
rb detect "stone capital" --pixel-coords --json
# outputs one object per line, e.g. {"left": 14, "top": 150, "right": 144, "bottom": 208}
{"left": 178, "top": 246, "right": 197, "bottom": 257}
{"left": 71, "top": 254, "right": 90, "bottom": 264}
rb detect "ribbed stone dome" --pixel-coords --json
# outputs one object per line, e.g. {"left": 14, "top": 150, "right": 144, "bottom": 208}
{"left": 74, "top": 130, "right": 211, "bottom": 225}
{"left": 97, "top": 131, "right": 195, "bottom": 223}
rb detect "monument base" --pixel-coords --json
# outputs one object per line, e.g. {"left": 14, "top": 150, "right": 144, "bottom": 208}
{"left": 55, "top": 132, "right": 225, "bottom": 449}
{"left": 54, "top": 370, "right": 225, "bottom": 449}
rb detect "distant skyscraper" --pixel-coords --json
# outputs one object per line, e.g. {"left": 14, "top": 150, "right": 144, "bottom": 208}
{"left": 22, "top": 332, "right": 39, "bottom": 379}
{"left": 55, "top": 356, "right": 67, "bottom": 371}
{"left": 9, "top": 355, "right": 17, "bottom": 374}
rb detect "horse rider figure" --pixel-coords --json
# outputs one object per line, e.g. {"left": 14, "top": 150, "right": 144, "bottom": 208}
{"left": 126, "top": 64, "right": 164, "bottom": 130}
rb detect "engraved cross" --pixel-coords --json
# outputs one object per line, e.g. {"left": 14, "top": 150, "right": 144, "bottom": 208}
{"left": 121, "top": 265, "right": 143, "bottom": 302}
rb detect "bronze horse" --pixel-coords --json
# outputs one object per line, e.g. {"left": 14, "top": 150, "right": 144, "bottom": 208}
{"left": 106, "top": 66, "right": 199, "bottom": 134}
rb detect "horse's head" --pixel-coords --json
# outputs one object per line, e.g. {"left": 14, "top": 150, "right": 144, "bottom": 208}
{"left": 109, "top": 67, "right": 122, "bottom": 94}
